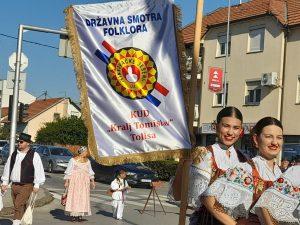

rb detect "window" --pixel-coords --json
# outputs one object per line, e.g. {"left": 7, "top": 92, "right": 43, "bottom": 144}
{"left": 245, "top": 81, "right": 261, "bottom": 105}
{"left": 42, "top": 147, "right": 50, "bottom": 156}
{"left": 53, "top": 113, "right": 60, "bottom": 121}
{"left": 248, "top": 28, "right": 265, "bottom": 52}
{"left": 70, "top": 111, "right": 80, "bottom": 117}
{"left": 213, "top": 84, "right": 228, "bottom": 107}
{"left": 35, "top": 146, "right": 44, "bottom": 154}
{"left": 217, "top": 35, "right": 231, "bottom": 57}
{"left": 297, "top": 76, "right": 300, "bottom": 104}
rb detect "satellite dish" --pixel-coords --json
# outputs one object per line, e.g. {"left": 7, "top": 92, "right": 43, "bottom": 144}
{"left": 9, "top": 52, "right": 29, "bottom": 71}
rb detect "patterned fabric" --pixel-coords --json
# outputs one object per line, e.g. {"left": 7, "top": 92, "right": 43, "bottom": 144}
{"left": 249, "top": 159, "right": 275, "bottom": 206}
{"left": 65, "top": 159, "right": 94, "bottom": 216}
{"left": 188, "top": 144, "right": 229, "bottom": 208}
{"left": 188, "top": 143, "right": 247, "bottom": 224}
{"left": 204, "top": 167, "right": 254, "bottom": 219}
{"left": 202, "top": 156, "right": 282, "bottom": 221}
{"left": 252, "top": 166, "right": 300, "bottom": 225}
{"left": 188, "top": 164, "right": 210, "bottom": 208}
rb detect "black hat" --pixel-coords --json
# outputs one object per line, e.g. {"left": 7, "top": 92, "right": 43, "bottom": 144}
{"left": 18, "top": 133, "right": 32, "bottom": 143}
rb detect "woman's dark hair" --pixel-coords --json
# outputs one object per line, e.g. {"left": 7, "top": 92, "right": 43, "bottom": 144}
{"left": 251, "top": 117, "right": 283, "bottom": 137}
{"left": 216, "top": 106, "right": 243, "bottom": 124}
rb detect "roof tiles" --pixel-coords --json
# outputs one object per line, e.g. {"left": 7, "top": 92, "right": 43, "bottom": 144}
{"left": 1, "top": 98, "right": 64, "bottom": 123}
{"left": 183, "top": 0, "right": 300, "bottom": 43}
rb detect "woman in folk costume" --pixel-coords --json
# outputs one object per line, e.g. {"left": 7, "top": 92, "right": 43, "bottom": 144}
{"left": 64, "top": 146, "right": 96, "bottom": 222}
{"left": 252, "top": 165, "right": 300, "bottom": 225}
{"left": 202, "top": 117, "right": 283, "bottom": 225}
{"left": 111, "top": 169, "right": 131, "bottom": 220}
{"left": 189, "top": 106, "right": 248, "bottom": 225}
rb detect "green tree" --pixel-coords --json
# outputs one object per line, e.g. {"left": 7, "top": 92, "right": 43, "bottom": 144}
{"left": 0, "top": 124, "right": 10, "bottom": 140}
{"left": 35, "top": 116, "right": 87, "bottom": 145}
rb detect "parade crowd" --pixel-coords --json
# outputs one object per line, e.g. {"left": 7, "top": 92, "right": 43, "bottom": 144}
{"left": 0, "top": 107, "right": 299, "bottom": 225}
{"left": 0, "top": 133, "right": 131, "bottom": 224}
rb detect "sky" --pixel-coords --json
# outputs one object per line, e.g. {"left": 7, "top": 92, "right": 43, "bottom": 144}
{"left": 0, "top": 0, "right": 244, "bottom": 104}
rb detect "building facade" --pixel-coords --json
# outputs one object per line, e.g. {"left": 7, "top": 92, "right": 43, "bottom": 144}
{"left": 1, "top": 98, "right": 81, "bottom": 141}
{"left": 182, "top": 0, "right": 300, "bottom": 150}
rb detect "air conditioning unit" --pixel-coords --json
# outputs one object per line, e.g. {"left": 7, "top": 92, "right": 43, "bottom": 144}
{"left": 261, "top": 72, "right": 278, "bottom": 86}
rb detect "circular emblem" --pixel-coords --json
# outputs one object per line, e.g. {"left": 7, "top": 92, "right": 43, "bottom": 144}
{"left": 106, "top": 47, "right": 158, "bottom": 100}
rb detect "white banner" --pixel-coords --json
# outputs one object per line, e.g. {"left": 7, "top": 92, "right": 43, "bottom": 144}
{"left": 69, "top": 0, "right": 191, "bottom": 163}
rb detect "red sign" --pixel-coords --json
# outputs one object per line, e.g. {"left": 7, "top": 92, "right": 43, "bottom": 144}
{"left": 208, "top": 67, "right": 223, "bottom": 93}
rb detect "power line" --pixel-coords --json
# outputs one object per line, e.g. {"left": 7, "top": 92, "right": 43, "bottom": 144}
{"left": 0, "top": 33, "right": 58, "bottom": 50}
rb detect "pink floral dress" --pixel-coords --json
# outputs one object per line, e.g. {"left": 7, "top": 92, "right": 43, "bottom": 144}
{"left": 64, "top": 158, "right": 95, "bottom": 216}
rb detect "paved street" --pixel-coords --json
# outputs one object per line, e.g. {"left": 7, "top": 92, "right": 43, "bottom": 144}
{"left": 0, "top": 166, "right": 191, "bottom": 225}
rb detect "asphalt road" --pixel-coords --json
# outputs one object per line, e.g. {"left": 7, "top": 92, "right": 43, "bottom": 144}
{"left": 0, "top": 165, "right": 192, "bottom": 225}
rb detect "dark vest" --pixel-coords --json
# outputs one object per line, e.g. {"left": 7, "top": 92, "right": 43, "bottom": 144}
{"left": 9, "top": 148, "right": 35, "bottom": 184}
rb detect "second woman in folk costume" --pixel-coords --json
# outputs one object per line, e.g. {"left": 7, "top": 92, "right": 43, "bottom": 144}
{"left": 202, "top": 117, "right": 283, "bottom": 225}
{"left": 189, "top": 106, "right": 248, "bottom": 225}
{"left": 64, "top": 146, "right": 96, "bottom": 222}
{"left": 252, "top": 165, "right": 300, "bottom": 225}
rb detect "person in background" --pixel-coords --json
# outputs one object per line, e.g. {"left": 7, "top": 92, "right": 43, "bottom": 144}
{"left": 111, "top": 169, "right": 131, "bottom": 220}
{"left": 64, "top": 146, "right": 95, "bottom": 222}
{"left": 1, "top": 133, "right": 45, "bottom": 225}
{"left": 280, "top": 158, "right": 290, "bottom": 172}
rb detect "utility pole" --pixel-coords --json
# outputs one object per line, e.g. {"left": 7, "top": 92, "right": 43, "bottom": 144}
{"left": 178, "top": 0, "right": 204, "bottom": 225}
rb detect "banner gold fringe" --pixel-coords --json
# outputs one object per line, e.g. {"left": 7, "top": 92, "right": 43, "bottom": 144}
{"left": 64, "top": 5, "right": 190, "bottom": 166}
{"left": 173, "top": 5, "right": 190, "bottom": 115}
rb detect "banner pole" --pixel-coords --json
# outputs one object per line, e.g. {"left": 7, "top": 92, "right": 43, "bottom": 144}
{"left": 178, "top": 0, "right": 204, "bottom": 225}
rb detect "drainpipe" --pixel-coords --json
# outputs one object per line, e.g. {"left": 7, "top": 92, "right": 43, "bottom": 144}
{"left": 278, "top": 31, "right": 287, "bottom": 121}
{"left": 277, "top": 27, "right": 288, "bottom": 164}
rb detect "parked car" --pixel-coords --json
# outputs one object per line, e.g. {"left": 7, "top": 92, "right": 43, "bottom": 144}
{"left": 35, "top": 145, "right": 73, "bottom": 172}
{"left": 90, "top": 158, "right": 158, "bottom": 187}
{"left": 0, "top": 143, "right": 10, "bottom": 165}
{"left": 282, "top": 144, "right": 300, "bottom": 162}
{"left": 0, "top": 140, "right": 8, "bottom": 151}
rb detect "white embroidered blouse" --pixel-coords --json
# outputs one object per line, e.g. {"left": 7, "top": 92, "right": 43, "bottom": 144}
{"left": 252, "top": 165, "right": 300, "bottom": 225}
{"left": 203, "top": 155, "right": 282, "bottom": 219}
{"left": 188, "top": 143, "right": 242, "bottom": 208}
{"left": 111, "top": 178, "right": 129, "bottom": 201}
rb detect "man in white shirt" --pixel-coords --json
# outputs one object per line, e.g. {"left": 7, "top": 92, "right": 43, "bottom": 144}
{"left": 1, "top": 133, "right": 45, "bottom": 225}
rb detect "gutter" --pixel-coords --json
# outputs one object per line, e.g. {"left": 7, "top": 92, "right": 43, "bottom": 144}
{"left": 279, "top": 0, "right": 289, "bottom": 122}
{"left": 279, "top": 28, "right": 288, "bottom": 122}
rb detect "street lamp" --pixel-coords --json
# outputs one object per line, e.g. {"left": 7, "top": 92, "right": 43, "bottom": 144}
{"left": 9, "top": 25, "right": 67, "bottom": 155}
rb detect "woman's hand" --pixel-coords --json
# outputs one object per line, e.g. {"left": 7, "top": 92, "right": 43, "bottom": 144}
{"left": 64, "top": 180, "right": 69, "bottom": 189}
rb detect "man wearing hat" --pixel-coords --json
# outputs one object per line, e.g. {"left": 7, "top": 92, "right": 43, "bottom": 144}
{"left": 1, "top": 133, "right": 45, "bottom": 225}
